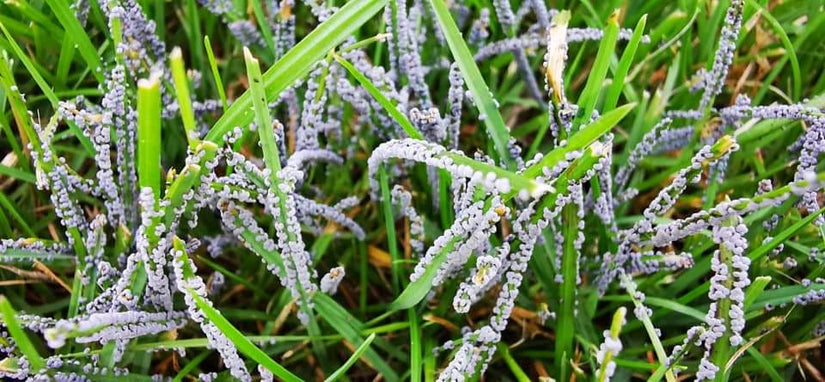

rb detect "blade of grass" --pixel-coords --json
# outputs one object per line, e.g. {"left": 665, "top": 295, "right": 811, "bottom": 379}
{"left": 314, "top": 294, "right": 400, "bottom": 381}
{"left": 244, "top": 47, "right": 332, "bottom": 370}
{"left": 497, "top": 343, "right": 530, "bottom": 382}
{"left": 378, "top": 165, "right": 401, "bottom": 292}
{"left": 744, "top": 276, "right": 771, "bottom": 310}
{"left": 203, "top": 36, "right": 228, "bottom": 112}
{"left": 0, "top": 164, "right": 35, "bottom": 184}
{"left": 602, "top": 295, "right": 705, "bottom": 321}
{"left": 42, "top": 0, "right": 105, "bottom": 83}
{"left": 137, "top": 73, "right": 162, "bottom": 198}
{"left": 0, "top": 21, "right": 95, "bottom": 156}
{"left": 0, "top": 295, "right": 45, "bottom": 371}
{"left": 183, "top": 0, "right": 204, "bottom": 77}
{"left": 572, "top": 9, "right": 620, "bottom": 132}
{"left": 749, "top": 207, "right": 825, "bottom": 262}
{"left": 204, "top": 0, "right": 388, "bottom": 143}
{"left": 0, "top": 193, "right": 36, "bottom": 237}
{"left": 172, "top": 238, "right": 302, "bottom": 382}
{"left": 408, "top": 309, "right": 421, "bottom": 382}
{"left": 621, "top": 273, "right": 677, "bottom": 382}
{"left": 324, "top": 333, "right": 377, "bottom": 382}
{"left": 603, "top": 15, "right": 647, "bottom": 112}
{"left": 333, "top": 53, "right": 423, "bottom": 140}
{"left": 172, "top": 350, "right": 211, "bottom": 382}
{"left": 387, "top": 237, "right": 458, "bottom": 311}
{"left": 745, "top": 0, "right": 801, "bottom": 102}
{"left": 190, "top": 292, "right": 301, "bottom": 381}
{"left": 524, "top": 103, "right": 635, "bottom": 178}
{"left": 250, "top": 0, "right": 277, "bottom": 55}
{"left": 169, "top": 47, "right": 199, "bottom": 150}
{"left": 745, "top": 347, "right": 783, "bottom": 382}
{"left": 555, "top": 201, "right": 581, "bottom": 380}
{"left": 428, "top": 0, "right": 514, "bottom": 169}
{"left": 598, "top": 307, "right": 628, "bottom": 382}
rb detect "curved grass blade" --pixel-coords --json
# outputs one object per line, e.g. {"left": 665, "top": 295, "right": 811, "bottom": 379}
{"left": 189, "top": 292, "right": 301, "bottom": 381}
{"left": 744, "top": 276, "right": 771, "bottom": 310}
{"left": 333, "top": 53, "right": 423, "bottom": 140}
{"left": 387, "top": 238, "right": 457, "bottom": 311}
{"left": 314, "top": 294, "right": 400, "bottom": 381}
{"left": 745, "top": 0, "right": 801, "bottom": 101}
{"left": 428, "top": 0, "right": 514, "bottom": 169}
{"left": 749, "top": 207, "right": 825, "bottom": 262}
{"left": 204, "top": 0, "right": 389, "bottom": 143}
{"left": 324, "top": 333, "right": 377, "bottom": 382}
{"left": 745, "top": 347, "right": 783, "bottom": 382}
{"left": 173, "top": 238, "right": 302, "bottom": 382}
{"left": 524, "top": 103, "right": 635, "bottom": 179}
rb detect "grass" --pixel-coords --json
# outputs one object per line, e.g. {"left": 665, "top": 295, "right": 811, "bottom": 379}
{"left": 136, "top": 73, "right": 162, "bottom": 197}
{"left": 1, "top": 0, "right": 824, "bottom": 381}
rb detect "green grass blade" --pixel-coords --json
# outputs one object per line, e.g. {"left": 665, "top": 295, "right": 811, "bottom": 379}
{"left": 597, "top": 307, "right": 628, "bottom": 382}
{"left": 428, "top": 0, "right": 514, "bottom": 169}
{"left": 749, "top": 207, "right": 825, "bottom": 262}
{"left": 190, "top": 292, "right": 301, "bottom": 381}
{"left": 379, "top": 165, "right": 401, "bottom": 292}
{"left": 745, "top": 0, "right": 801, "bottom": 101}
{"left": 744, "top": 276, "right": 771, "bottom": 310}
{"left": 0, "top": 23, "right": 57, "bottom": 107}
{"left": 0, "top": 295, "right": 45, "bottom": 371}
{"left": 603, "top": 15, "right": 647, "bottom": 112}
{"left": 0, "top": 193, "right": 36, "bottom": 237}
{"left": 203, "top": 36, "right": 228, "bottom": 112}
{"left": 205, "top": 0, "right": 389, "bottom": 143}
{"left": 498, "top": 343, "right": 530, "bottom": 382}
{"left": 169, "top": 47, "right": 199, "bottom": 150}
{"left": 314, "top": 294, "right": 400, "bottom": 381}
{"left": 323, "top": 333, "right": 377, "bottom": 382}
{"left": 244, "top": 46, "right": 282, "bottom": 173}
{"left": 183, "top": 0, "right": 204, "bottom": 76}
{"left": 387, "top": 238, "right": 457, "bottom": 311}
{"left": 408, "top": 309, "right": 421, "bottom": 382}
{"left": 745, "top": 347, "right": 783, "bottom": 382}
{"left": 172, "top": 350, "right": 211, "bottom": 382}
{"left": 244, "top": 46, "right": 331, "bottom": 369}
{"left": 0, "top": 164, "right": 35, "bottom": 184}
{"left": 555, "top": 201, "right": 581, "bottom": 380}
{"left": 250, "top": 0, "right": 277, "bottom": 55}
{"left": 172, "top": 238, "right": 302, "bottom": 382}
{"left": 572, "top": 9, "right": 620, "bottom": 132}
{"left": 137, "top": 73, "right": 162, "bottom": 198}
{"left": 42, "top": 0, "right": 105, "bottom": 84}
{"left": 0, "top": 21, "right": 95, "bottom": 156}
{"left": 621, "top": 273, "right": 676, "bottom": 382}
{"left": 524, "top": 103, "right": 635, "bottom": 178}
{"left": 333, "top": 53, "right": 423, "bottom": 140}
